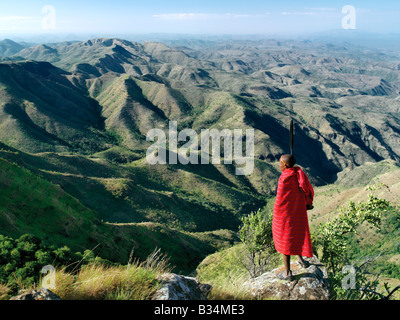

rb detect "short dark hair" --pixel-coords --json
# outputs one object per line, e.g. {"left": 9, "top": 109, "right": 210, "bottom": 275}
{"left": 281, "top": 154, "right": 296, "bottom": 168}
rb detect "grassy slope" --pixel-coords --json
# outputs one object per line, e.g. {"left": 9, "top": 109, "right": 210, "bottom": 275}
{"left": 310, "top": 160, "right": 400, "bottom": 226}
{"left": 310, "top": 160, "right": 400, "bottom": 270}
{"left": 0, "top": 157, "right": 100, "bottom": 249}
{"left": 0, "top": 155, "right": 239, "bottom": 274}
{"left": 0, "top": 141, "right": 265, "bottom": 232}
{"left": 0, "top": 61, "right": 113, "bottom": 154}
{"left": 3, "top": 141, "right": 398, "bottom": 279}
{"left": 314, "top": 160, "right": 400, "bottom": 299}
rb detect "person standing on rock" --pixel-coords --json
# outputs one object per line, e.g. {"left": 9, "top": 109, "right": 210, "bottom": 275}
{"left": 272, "top": 154, "right": 314, "bottom": 281}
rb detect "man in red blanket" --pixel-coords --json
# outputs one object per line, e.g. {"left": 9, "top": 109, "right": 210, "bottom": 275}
{"left": 272, "top": 154, "right": 314, "bottom": 281}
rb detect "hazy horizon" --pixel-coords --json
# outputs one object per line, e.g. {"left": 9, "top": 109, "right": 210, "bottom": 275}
{"left": 1, "top": 1, "right": 400, "bottom": 39}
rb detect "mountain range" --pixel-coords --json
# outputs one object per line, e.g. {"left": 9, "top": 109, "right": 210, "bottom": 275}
{"left": 0, "top": 36, "right": 400, "bottom": 272}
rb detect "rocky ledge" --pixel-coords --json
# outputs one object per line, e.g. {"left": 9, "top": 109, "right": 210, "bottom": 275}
{"left": 9, "top": 257, "right": 329, "bottom": 300}
{"left": 152, "top": 273, "right": 211, "bottom": 300}
{"left": 152, "top": 256, "right": 329, "bottom": 300}
{"left": 244, "top": 256, "right": 330, "bottom": 300}
{"left": 10, "top": 288, "right": 61, "bottom": 300}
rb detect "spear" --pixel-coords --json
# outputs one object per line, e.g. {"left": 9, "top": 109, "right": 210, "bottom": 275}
{"left": 290, "top": 119, "right": 294, "bottom": 155}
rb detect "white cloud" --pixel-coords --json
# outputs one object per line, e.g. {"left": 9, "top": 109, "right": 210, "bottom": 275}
{"left": 307, "top": 7, "right": 338, "bottom": 12}
{"left": 152, "top": 13, "right": 211, "bottom": 20}
{"left": 0, "top": 16, "right": 40, "bottom": 22}
{"left": 152, "top": 13, "right": 270, "bottom": 20}
{"left": 0, "top": 16, "right": 43, "bottom": 33}
{"left": 281, "top": 11, "right": 316, "bottom": 16}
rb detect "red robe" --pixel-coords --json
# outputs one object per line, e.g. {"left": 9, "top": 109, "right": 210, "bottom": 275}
{"left": 272, "top": 166, "right": 314, "bottom": 257}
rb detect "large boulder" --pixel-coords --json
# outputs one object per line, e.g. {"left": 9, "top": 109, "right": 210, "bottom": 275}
{"left": 244, "top": 256, "right": 329, "bottom": 300}
{"left": 152, "top": 273, "right": 211, "bottom": 300}
{"left": 10, "top": 288, "right": 61, "bottom": 300}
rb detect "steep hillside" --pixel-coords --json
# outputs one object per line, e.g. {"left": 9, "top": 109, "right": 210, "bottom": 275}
{"left": 0, "top": 39, "right": 27, "bottom": 57}
{"left": 0, "top": 156, "right": 99, "bottom": 247}
{"left": 310, "top": 160, "right": 400, "bottom": 226}
{"left": 0, "top": 61, "right": 115, "bottom": 153}
{"left": 0, "top": 141, "right": 264, "bottom": 233}
{"left": 310, "top": 160, "right": 400, "bottom": 292}
{"left": 0, "top": 154, "right": 237, "bottom": 273}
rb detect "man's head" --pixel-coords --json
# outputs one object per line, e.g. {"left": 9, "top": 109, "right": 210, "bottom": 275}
{"left": 279, "top": 154, "right": 296, "bottom": 172}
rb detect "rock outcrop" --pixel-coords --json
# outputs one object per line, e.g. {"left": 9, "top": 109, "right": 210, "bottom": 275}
{"left": 8, "top": 258, "right": 327, "bottom": 301}
{"left": 244, "top": 256, "right": 329, "bottom": 300}
{"left": 10, "top": 288, "right": 61, "bottom": 300}
{"left": 154, "top": 257, "right": 328, "bottom": 301}
{"left": 152, "top": 273, "right": 211, "bottom": 300}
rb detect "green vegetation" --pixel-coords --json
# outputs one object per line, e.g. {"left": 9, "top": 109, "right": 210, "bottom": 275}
{"left": 0, "top": 157, "right": 100, "bottom": 249}
{"left": 1, "top": 37, "right": 400, "bottom": 299}
{"left": 313, "top": 186, "right": 389, "bottom": 274}
{"left": 51, "top": 248, "right": 171, "bottom": 300}
{"left": 196, "top": 244, "right": 254, "bottom": 300}
{"left": 0, "top": 233, "right": 171, "bottom": 300}
{"left": 53, "top": 261, "right": 162, "bottom": 300}
{"left": 0, "top": 233, "right": 107, "bottom": 297}
{"left": 197, "top": 178, "right": 400, "bottom": 300}
{"left": 2, "top": 145, "right": 400, "bottom": 299}
{"left": 238, "top": 208, "right": 275, "bottom": 278}
{"left": 0, "top": 154, "right": 238, "bottom": 276}
{"left": 196, "top": 206, "right": 280, "bottom": 300}
{"left": 312, "top": 183, "right": 400, "bottom": 300}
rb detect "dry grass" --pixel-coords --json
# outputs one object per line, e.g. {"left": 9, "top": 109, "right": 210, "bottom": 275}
{"left": 205, "top": 270, "right": 254, "bottom": 300}
{"left": 0, "top": 283, "right": 11, "bottom": 300}
{"left": 48, "top": 248, "right": 172, "bottom": 300}
{"left": 196, "top": 244, "right": 264, "bottom": 300}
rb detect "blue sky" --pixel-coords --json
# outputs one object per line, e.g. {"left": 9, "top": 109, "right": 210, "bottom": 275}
{"left": 0, "top": 1, "right": 399, "bottom": 36}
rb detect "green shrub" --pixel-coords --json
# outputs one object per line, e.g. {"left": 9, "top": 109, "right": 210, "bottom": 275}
{"left": 314, "top": 194, "right": 389, "bottom": 273}
{"left": 238, "top": 208, "right": 275, "bottom": 278}
{"left": 313, "top": 184, "right": 392, "bottom": 299}
{"left": 0, "top": 233, "right": 90, "bottom": 294}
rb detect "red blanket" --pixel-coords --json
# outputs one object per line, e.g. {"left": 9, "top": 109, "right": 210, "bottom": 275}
{"left": 272, "top": 167, "right": 313, "bottom": 257}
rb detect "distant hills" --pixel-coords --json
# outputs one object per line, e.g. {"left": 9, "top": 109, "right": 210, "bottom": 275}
{"left": 0, "top": 36, "right": 400, "bottom": 271}
{"left": 0, "top": 39, "right": 29, "bottom": 57}
{"left": 0, "top": 60, "right": 112, "bottom": 153}
{"left": 1, "top": 37, "right": 399, "bottom": 182}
